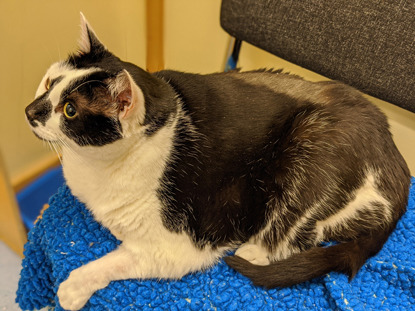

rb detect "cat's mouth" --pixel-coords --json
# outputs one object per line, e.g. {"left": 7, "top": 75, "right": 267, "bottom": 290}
{"left": 27, "top": 122, "right": 60, "bottom": 143}
{"left": 32, "top": 130, "right": 58, "bottom": 143}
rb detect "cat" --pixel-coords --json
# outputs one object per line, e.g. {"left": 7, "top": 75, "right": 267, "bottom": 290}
{"left": 25, "top": 14, "right": 410, "bottom": 311}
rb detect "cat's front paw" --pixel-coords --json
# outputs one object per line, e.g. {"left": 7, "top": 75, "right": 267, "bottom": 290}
{"left": 57, "top": 267, "right": 96, "bottom": 310}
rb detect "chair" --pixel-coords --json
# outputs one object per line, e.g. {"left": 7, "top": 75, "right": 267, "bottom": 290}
{"left": 221, "top": 0, "right": 415, "bottom": 113}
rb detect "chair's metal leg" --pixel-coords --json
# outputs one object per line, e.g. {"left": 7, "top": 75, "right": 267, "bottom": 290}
{"left": 225, "top": 38, "right": 242, "bottom": 71}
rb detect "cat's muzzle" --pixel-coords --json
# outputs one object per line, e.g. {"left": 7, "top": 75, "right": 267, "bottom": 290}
{"left": 25, "top": 98, "right": 52, "bottom": 127}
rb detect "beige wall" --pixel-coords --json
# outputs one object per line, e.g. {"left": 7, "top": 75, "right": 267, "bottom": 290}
{"left": 1, "top": 0, "right": 413, "bottom": 183}
{"left": 0, "top": 1, "right": 146, "bottom": 181}
{"left": 164, "top": 0, "right": 229, "bottom": 73}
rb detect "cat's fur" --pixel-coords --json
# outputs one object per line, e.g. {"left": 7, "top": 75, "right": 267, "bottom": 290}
{"left": 25, "top": 14, "right": 410, "bottom": 310}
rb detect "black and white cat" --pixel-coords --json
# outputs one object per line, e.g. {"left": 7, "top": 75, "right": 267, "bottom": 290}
{"left": 25, "top": 14, "right": 410, "bottom": 310}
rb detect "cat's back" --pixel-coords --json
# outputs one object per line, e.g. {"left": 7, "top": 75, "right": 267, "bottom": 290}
{"left": 155, "top": 69, "right": 388, "bottom": 135}
{"left": 156, "top": 69, "right": 378, "bottom": 112}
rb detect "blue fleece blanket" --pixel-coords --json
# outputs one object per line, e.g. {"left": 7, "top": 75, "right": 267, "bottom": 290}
{"left": 17, "top": 178, "right": 415, "bottom": 311}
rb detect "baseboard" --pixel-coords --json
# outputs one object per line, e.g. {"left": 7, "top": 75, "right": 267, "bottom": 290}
{"left": 12, "top": 153, "right": 61, "bottom": 193}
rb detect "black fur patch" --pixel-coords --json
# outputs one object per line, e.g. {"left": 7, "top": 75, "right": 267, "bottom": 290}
{"left": 61, "top": 113, "right": 121, "bottom": 146}
{"left": 58, "top": 75, "right": 122, "bottom": 147}
{"left": 156, "top": 70, "right": 309, "bottom": 248}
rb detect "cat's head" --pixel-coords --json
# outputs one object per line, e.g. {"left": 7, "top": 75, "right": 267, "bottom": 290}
{"left": 25, "top": 13, "right": 147, "bottom": 148}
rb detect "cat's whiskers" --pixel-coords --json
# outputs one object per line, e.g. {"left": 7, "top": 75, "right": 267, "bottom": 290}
{"left": 54, "top": 123, "right": 84, "bottom": 163}
{"left": 49, "top": 141, "right": 63, "bottom": 166}
{"left": 58, "top": 138, "right": 78, "bottom": 160}
{"left": 58, "top": 137, "right": 91, "bottom": 168}
{"left": 56, "top": 121, "right": 99, "bottom": 167}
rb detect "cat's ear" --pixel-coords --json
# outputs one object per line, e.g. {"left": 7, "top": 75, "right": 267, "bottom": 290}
{"left": 109, "top": 70, "right": 145, "bottom": 122}
{"left": 78, "top": 12, "right": 106, "bottom": 55}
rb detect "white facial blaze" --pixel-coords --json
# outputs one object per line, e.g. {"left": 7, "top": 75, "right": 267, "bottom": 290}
{"left": 35, "top": 62, "right": 66, "bottom": 99}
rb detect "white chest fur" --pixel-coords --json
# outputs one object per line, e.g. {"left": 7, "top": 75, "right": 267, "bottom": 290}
{"left": 61, "top": 117, "right": 225, "bottom": 280}
{"left": 62, "top": 122, "right": 175, "bottom": 239}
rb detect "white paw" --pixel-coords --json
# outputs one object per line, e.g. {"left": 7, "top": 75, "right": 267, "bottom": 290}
{"left": 57, "top": 267, "right": 101, "bottom": 310}
{"left": 235, "top": 243, "right": 270, "bottom": 266}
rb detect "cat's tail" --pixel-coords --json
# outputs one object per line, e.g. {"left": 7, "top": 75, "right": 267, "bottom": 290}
{"left": 224, "top": 230, "right": 392, "bottom": 288}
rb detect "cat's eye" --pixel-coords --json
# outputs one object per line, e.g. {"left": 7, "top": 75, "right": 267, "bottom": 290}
{"left": 63, "top": 102, "right": 77, "bottom": 119}
{"left": 45, "top": 78, "right": 51, "bottom": 90}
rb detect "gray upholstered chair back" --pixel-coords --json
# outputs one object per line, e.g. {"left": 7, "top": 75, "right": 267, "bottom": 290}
{"left": 220, "top": 0, "right": 415, "bottom": 113}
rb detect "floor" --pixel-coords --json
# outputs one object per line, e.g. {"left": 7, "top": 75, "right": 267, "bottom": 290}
{"left": 0, "top": 242, "right": 22, "bottom": 311}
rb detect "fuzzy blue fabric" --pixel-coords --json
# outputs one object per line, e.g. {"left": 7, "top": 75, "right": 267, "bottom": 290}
{"left": 17, "top": 178, "right": 415, "bottom": 311}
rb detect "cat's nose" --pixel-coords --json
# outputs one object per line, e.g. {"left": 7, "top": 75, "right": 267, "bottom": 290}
{"left": 25, "top": 106, "right": 36, "bottom": 124}
{"left": 25, "top": 99, "right": 52, "bottom": 127}
{"left": 25, "top": 106, "right": 38, "bottom": 127}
